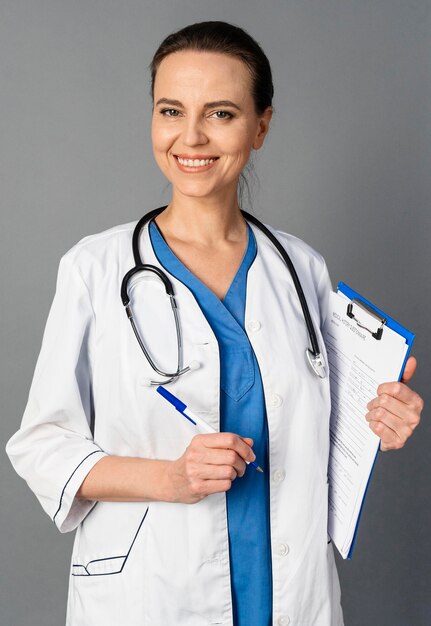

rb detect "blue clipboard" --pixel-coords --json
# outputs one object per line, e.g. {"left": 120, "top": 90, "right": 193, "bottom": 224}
{"left": 336, "top": 282, "right": 415, "bottom": 558}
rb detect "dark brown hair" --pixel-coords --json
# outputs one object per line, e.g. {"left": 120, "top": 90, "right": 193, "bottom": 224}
{"left": 149, "top": 20, "right": 274, "bottom": 116}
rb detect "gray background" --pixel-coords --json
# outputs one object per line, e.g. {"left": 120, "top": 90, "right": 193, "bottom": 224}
{"left": 1, "top": 1, "right": 429, "bottom": 624}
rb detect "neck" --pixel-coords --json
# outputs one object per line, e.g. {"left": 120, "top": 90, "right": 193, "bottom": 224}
{"left": 155, "top": 191, "right": 247, "bottom": 246}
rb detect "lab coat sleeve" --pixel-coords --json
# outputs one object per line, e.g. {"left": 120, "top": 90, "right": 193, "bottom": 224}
{"left": 6, "top": 250, "right": 108, "bottom": 533}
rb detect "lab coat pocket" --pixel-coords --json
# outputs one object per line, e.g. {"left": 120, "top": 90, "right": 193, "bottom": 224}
{"left": 72, "top": 501, "right": 149, "bottom": 576}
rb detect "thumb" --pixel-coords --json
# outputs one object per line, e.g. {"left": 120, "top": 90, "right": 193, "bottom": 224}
{"left": 401, "top": 356, "right": 417, "bottom": 383}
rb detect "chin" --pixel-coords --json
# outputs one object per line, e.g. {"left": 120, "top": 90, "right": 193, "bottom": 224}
{"left": 173, "top": 183, "right": 218, "bottom": 198}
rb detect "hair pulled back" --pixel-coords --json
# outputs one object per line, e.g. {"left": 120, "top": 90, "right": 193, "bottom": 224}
{"left": 149, "top": 21, "right": 274, "bottom": 116}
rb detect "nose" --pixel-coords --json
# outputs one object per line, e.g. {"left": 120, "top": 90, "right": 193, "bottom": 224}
{"left": 182, "top": 114, "right": 208, "bottom": 146}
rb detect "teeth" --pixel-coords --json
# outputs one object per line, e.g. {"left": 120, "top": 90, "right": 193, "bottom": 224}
{"left": 177, "top": 157, "right": 216, "bottom": 167}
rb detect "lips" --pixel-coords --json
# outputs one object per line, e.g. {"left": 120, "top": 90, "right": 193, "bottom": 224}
{"left": 173, "top": 155, "right": 219, "bottom": 173}
{"left": 174, "top": 154, "right": 219, "bottom": 160}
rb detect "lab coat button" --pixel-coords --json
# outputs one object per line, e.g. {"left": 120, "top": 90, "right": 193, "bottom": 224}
{"left": 278, "top": 616, "right": 290, "bottom": 625}
{"left": 277, "top": 543, "right": 289, "bottom": 556}
{"left": 269, "top": 393, "right": 283, "bottom": 408}
{"left": 273, "top": 469, "right": 286, "bottom": 483}
{"left": 246, "top": 319, "right": 261, "bottom": 333}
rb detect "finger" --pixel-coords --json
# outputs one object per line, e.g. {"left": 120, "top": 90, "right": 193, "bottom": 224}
{"left": 375, "top": 381, "right": 423, "bottom": 412}
{"left": 195, "top": 463, "right": 239, "bottom": 481}
{"left": 200, "top": 479, "right": 234, "bottom": 496}
{"left": 368, "top": 418, "right": 405, "bottom": 450}
{"left": 232, "top": 435, "right": 255, "bottom": 462}
{"left": 196, "top": 432, "right": 256, "bottom": 463}
{"left": 240, "top": 437, "right": 254, "bottom": 447}
{"left": 365, "top": 407, "right": 415, "bottom": 441}
{"left": 401, "top": 356, "right": 417, "bottom": 383}
{"left": 366, "top": 393, "right": 421, "bottom": 426}
{"left": 202, "top": 448, "right": 247, "bottom": 477}
{"left": 368, "top": 420, "right": 407, "bottom": 451}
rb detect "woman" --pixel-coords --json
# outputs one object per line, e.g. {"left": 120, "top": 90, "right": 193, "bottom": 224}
{"left": 6, "top": 21, "right": 423, "bottom": 626}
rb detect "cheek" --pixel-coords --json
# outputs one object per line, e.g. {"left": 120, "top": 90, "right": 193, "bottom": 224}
{"left": 151, "top": 123, "right": 175, "bottom": 152}
{"left": 222, "top": 124, "right": 255, "bottom": 157}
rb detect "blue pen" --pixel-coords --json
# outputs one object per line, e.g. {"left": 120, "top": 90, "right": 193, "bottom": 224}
{"left": 156, "top": 385, "right": 264, "bottom": 473}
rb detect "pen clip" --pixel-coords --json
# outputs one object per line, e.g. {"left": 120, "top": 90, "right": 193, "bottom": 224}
{"left": 346, "top": 299, "right": 387, "bottom": 340}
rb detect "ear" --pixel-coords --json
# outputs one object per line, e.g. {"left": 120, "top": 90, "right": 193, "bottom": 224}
{"left": 253, "top": 107, "right": 273, "bottom": 150}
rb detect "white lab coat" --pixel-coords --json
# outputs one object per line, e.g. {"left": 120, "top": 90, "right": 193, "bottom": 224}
{"left": 6, "top": 217, "right": 344, "bottom": 626}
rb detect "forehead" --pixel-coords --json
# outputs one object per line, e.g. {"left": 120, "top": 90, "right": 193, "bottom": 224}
{"left": 154, "top": 50, "right": 252, "bottom": 100}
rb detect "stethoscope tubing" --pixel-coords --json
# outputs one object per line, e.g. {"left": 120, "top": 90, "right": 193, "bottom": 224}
{"left": 239, "top": 209, "right": 321, "bottom": 358}
{"left": 121, "top": 205, "right": 325, "bottom": 382}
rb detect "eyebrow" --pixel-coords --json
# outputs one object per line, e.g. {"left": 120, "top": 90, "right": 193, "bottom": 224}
{"left": 155, "top": 98, "right": 242, "bottom": 111}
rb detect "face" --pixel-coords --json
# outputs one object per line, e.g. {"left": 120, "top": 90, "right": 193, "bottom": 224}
{"left": 151, "top": 50, "right": 272, "bottom": 202}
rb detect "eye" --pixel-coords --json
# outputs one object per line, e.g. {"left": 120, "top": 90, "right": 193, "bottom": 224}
{"left": 212, "top": 110, "right": 233, "bottom": 120}
{"left": 160, "top": 108, "right": 180, "bottom": 117}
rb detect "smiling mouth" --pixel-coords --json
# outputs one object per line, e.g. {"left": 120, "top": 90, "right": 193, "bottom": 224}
{"left": 175, "top": 155, "right": 219, "bottom": 167}
{"left": 174, "top": 155, "right": 220, "bottom": 172}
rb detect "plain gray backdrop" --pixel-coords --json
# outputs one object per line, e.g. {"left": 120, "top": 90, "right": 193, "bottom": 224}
{"left": 1, "top": 1, "right": 430, "bottom": 624}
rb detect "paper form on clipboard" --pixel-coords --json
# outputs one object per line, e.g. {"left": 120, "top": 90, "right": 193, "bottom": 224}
{"left": 323, "top": 283, "right": 415, "bottom": 559}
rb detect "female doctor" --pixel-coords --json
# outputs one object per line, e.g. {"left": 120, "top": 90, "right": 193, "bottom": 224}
{"left": 6, "top": 20, "right": 423, "bottom": 626}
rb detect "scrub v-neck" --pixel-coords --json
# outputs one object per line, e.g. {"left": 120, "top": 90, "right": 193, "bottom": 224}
{"left": 149, "top": 219, "right": 273, "bottom": 626}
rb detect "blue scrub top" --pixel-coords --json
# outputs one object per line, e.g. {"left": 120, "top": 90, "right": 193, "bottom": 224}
{"left": 149, "top": 219, "right": 273, "bottom": 626}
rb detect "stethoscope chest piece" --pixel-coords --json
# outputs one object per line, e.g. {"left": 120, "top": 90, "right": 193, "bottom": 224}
{"left": 306, "top": 349, "right": 327, "bottom": 379}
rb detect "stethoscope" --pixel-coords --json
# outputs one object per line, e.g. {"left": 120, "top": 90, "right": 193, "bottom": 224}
{"left": 120, "top": 205, "right": 327, "bottom": 385}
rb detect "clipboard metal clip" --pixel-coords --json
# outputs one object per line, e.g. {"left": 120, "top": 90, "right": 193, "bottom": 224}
{"left": 347, "top": 299, "right": 387, "bottom": 340}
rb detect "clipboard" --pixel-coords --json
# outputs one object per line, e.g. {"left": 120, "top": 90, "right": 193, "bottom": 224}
{"left": 326, "top": 283, "right": 415, "bottom": 558}
{"left": 337, "top": 282, "right": 415, "bottom": 369}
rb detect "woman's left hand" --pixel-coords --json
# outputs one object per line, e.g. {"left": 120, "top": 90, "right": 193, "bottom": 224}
{"left": 365, "top": 356, "right": 424, "bottom": 451}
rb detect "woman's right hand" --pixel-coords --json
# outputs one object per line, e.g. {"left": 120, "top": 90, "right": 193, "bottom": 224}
{"left": 166, "top": 433, "right": 256, "bottom": 504}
